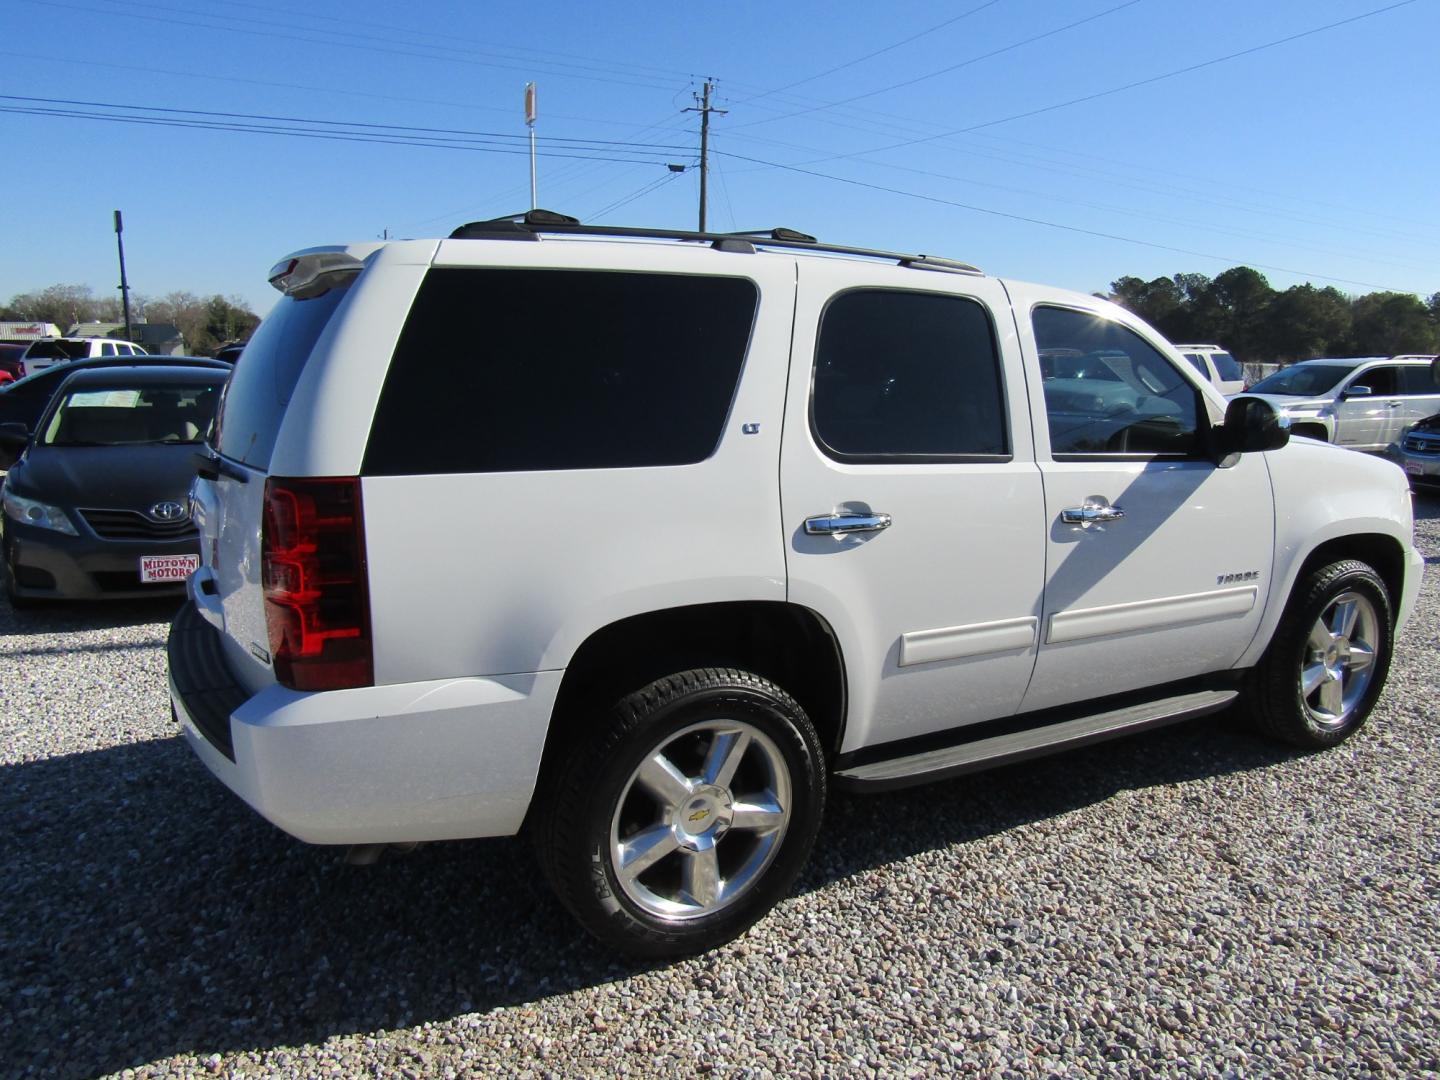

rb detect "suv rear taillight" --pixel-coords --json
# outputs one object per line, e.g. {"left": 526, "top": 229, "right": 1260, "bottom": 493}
{"left": 262, "top": 477, "right": 373, "bottom": 691}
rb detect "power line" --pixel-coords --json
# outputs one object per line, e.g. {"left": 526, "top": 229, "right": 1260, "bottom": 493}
{"left": 718, "top": 126, "right": 1438, "bottom": 260}
{"left": 0, "top": 94, "right": 696, "bottom": 153}
{"left": 731, "top": 0, "right": 1007, "bottom": 107}
{"left": 27, "top": 0, "right": 690, "bottom": 93}
{"left": 731, "top": 0, "right": 1148, "bottom": 129}
{"left": 0, "top": 104, "right": 678, "bottom": 165}
{"left": 193, "top": 0, "right": 702, "bottom": 83}
{"left": 709, "top": 147, "right": 1411, "bottom": 293}
{"left": 589, "top": 172, "right": 684, "bottom": 221}
{"left": 800, "top": 0, "right": 1422, "bottom": 161}
{"left": 0, "top": 50, "right": 697, "bottom": 130}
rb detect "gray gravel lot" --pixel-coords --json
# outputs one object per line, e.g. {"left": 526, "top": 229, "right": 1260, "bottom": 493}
{"left": 3, "top": 500, "right": 1439, "bottom": 1079}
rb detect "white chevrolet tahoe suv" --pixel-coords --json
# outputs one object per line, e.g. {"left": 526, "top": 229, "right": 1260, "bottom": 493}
{"left": 170, "top": 212, "right": 1422, "bottom": 958}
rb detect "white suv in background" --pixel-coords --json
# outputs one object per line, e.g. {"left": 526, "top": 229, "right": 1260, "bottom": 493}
{"left": 18, "top": 337, "right": 148, "bottom": 377}
{"left": 168, "top": 212, "right": 1422, "bottom": 958}
{"left": 1174, "top": 344, "right": 1245, "bottom": 396}
{"left": 1237, "top": 354, "right": 1440, "bottom": 450}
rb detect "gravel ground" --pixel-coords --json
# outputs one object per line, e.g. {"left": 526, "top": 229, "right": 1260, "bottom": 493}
{"left": 3, "top": 500, "right": 1438, "bottom": 1080}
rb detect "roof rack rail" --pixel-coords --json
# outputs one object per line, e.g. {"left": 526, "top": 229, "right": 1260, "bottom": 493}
{"left": 446, "top": 209, "right": 982, "bottom": 274}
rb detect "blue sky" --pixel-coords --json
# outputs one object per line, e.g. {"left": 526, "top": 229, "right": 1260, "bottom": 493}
{"left": 3, "top": 0, "right": 1437, "bottom": 317}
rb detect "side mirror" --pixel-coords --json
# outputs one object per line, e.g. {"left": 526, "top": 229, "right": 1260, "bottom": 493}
{"left": 1343, "top": 384, "right": 1372, "bottom": 398}
{"left": 1214, "top": 397, "right": 1289, "bottom": 466}
{"left": 0, "top": 421, "right": 29, "bottom": 451}
{"left": 0, "top": 421, "right": 30, "bottom": 470}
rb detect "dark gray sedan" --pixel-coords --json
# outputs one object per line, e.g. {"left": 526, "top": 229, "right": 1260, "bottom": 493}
{"left": 1, "top": 365, "right": 228, "bottom": 603}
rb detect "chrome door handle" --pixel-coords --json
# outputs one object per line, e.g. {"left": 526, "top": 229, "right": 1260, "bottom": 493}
{"left": 805, "top": 512, "right": 892, "bottom": 535}
{"left": 1061, "top": 500, "right": 1125, "bottom": 528}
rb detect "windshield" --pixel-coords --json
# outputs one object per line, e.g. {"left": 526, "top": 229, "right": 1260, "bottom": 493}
{"left": 41, "top": 384, "right": 221, "bottom": 446}
{"left": 1248, "top": 363, "right": 1358, "bottom": 397}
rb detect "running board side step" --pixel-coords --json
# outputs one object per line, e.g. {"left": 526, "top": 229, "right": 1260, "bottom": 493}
{"left": 834, "top": 689, "right": 1238, "bottom": 793}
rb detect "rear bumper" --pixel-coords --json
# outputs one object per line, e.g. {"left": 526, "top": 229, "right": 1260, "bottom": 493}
{"left": 168, "top": 601, "right": 560, "bottom": 845}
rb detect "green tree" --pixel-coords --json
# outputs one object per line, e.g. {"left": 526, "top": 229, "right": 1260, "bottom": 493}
{"left": 203, "top": 295, "right": 260, "bottom": 349}
{"left": 1349, "top": 292, "right": 1438, "bottom": 355}
{"left": 1109, "top": 275, "right": 1184, "bottom": 337}
{"left": 1200, "top": 267, "right": 1274, "bottom": 361}
{"left": 1263, "top": 284, "right": 1351, "bottom": 361}
{"left": 3, "top": 284, "right": 119, "bottom": 326}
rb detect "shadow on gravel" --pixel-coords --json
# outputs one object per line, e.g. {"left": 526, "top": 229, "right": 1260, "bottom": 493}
{"left": 0, "top": 712, "right": 1299, "bottom": 1079}
{"left": 0, "top": 595, "right": 182, "bottom": 639}
{"left": 1410, "top": 490, "right": 1440, "bottom": 522}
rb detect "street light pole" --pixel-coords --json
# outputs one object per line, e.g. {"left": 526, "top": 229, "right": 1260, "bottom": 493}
{"left": 114, "top": 210, "right": 133, "bottom": 342}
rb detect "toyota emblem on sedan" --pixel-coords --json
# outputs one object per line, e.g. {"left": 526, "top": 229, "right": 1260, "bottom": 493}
{"left": 148, "top": 501, "right": 188, "bottom": 523}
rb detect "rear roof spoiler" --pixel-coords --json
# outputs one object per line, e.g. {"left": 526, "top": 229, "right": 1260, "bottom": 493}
{"left": 268, "top": 248, "right": 367, "bottom": 297}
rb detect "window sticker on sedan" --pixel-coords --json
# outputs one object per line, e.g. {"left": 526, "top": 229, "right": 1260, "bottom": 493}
{"left": 69, "top": 390, "right": 142, "bottom": 408}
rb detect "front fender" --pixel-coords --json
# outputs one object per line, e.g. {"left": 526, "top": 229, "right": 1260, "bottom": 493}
{"left": 1236, "top": 439, "right": 1418, "bottom": 669}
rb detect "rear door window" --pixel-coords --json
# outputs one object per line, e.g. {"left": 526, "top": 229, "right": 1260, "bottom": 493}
{"left": 1400, "top": 365, "right": 1440, "bottom": 395}
{"left": 363, "top": 269, "right": 758, "bottom": 475}
{"left": 810, "top": 288, "right": 1007, "bottom": 461}
{"left": 214, "top": 282, "right": 351, "bottom": 469}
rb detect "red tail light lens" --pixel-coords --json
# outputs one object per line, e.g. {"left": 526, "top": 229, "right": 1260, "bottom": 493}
{"left": 262, "top": 476, "right": 373, "bottom": 691}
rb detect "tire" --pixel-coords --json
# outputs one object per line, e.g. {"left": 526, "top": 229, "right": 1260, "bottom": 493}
{"left": 1244, "top": 559, "right": 1393, "bottom": 748}
{"left": 532, "top": 668, "right": 826, "bottom": 959}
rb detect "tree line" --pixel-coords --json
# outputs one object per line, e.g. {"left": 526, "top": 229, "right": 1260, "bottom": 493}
{"left": 1108, "top": 268, "right": 1439, "bottom": 364}
{"left": 2, "top": 284, "right": 260, "bottom": 356}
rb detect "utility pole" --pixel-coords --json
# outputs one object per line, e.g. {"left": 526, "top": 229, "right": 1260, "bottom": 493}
{"left": 113, "top": 210, "right": 133, "bottom": 343}
{"left": 686, "top": 81, "right": 727, "bottom": 232}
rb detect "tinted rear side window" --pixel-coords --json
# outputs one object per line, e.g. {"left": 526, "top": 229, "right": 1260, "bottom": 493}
{"left": 811, "top": 289, "right": 1007, "bottom": 461}
{"left": 215, "top": 283, "right": 350, "bottom": 468}
{"left": 362, "top": 269, "right": 758, "bottom": 475}
{"left": 1401, "top": 365, "right": 1440, "bottom": 394}
{"left": 1211, "top": 351, "right": 1242, "bottom": 381}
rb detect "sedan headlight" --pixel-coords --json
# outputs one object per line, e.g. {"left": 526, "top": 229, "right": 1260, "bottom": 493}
{"left": 1, "top": 490, "right": 78, "bottom": 535}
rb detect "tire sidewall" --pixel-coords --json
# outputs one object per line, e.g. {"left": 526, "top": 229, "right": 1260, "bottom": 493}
{"left": 563, "top": 675, "right": 824, "bottom": 955}
{"left": 1280, "top": 564, "right": 1393, "bottom": 746}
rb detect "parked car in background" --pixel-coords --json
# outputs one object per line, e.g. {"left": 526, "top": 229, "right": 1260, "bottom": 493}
{"left": 1236, "top": 354, "right": 1440, "bottom": 450}
{"left": 0, "top": 365, "right": 227, "bottom": 604}
{"left": 169, "top": 213, "right": 1420, "bottom": 958}
{"left": 0, "top": 355, "right": 231, "bottom": 469}
{"left": 212, "top": 342, "right": 246, "bottom": 364}
{"left": 17, "top": 337, "right": 148, "bottom": 378}
{"left": 1396, "top": 412, "right": 1440, "bottom": 489}
{"left": 1174, "top": 344, "right": 1245, "bottom": 396}
{"left": 0, "top": 344, "right": 26, "bottom": 386}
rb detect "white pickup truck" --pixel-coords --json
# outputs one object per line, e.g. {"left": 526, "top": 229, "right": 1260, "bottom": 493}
{"left": 169, "top": 213, "right": 1422, "bottom": 957}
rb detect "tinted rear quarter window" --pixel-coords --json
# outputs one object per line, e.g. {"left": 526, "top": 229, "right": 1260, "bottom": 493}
{"left": 363, "top": 268, "right": 758, "bottom": 475}
{"left": 1401, "top": 365, "right": 1440, "bottom": 394}
{"left": 215, "top": 283, "right": 350, "bottom": 468}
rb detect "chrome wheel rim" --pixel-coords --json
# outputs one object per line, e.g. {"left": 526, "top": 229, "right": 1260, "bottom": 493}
{"left": 609, "top": 719, "right": 792, "bottom": 921}
{"left": 1301, "top": 590, "right": 1380, "bottom": 729}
